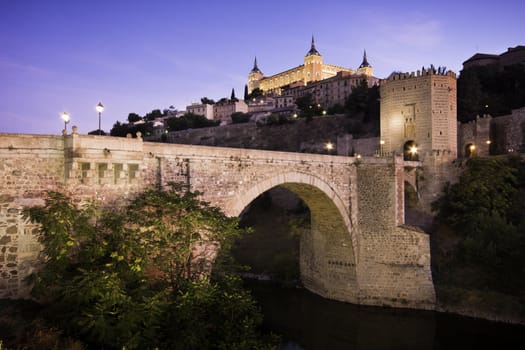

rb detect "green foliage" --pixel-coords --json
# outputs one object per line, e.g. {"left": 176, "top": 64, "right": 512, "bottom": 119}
{"left": 144, "top": 109, "right": 163, "bottom": 121}
{"left": 231, "top": 112, "right": 251, "bottom": 124}
{"left": 246, "top": 88, "right": 263, "bottom": 100}
{"left": 433, "top": 157, "right": 518, "bottom": 230}
{"left": 200, "top": 97, "right": 215, "bottom": 105}
{"left": 345, "top": 81, "right": 380, "bottom": 125}
{"left": 24, "top": 185, "right": 276, "bottom": 349}
{"left": 110, "top": 121, "right": 153, "bottom": 138}
{"left": 165, "top": 276, "right": 278, "bottom": 350}
{"left": 295, "top": 93, "right": 322, "bottom": 120}
{"left": 432, "top": 156, "right": 525, "bottom": 294}
{"left": 166, "top": 113, "right": 219, "bottom": 131}
{"left": 345, "top": 80, "right": 369, "bottom": 114}
{"left": 230, "top": 88, "right": 238, "bottom": 102}
{"left": 127, "top": 113, "right": 142, "bottom": 123}
{"left": 458, "top": 63, "right": 525, "bottom": 122}
{"left": 327, "top": 103, "right": 345, "bottom": 115}
{"left": 260, "top": 113, "right": 294, "bottom": 126}
{"left": 244, "top": 84, "right": 249, "bottom": 101}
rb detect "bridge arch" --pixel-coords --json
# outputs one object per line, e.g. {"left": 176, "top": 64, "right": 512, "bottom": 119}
{"left": 225, "top": 171, "right": 359, "bottom": 302}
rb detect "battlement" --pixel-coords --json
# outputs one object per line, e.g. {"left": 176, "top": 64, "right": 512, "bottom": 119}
{"left": 383, "top": 66, "right": 456, "bottom": 82}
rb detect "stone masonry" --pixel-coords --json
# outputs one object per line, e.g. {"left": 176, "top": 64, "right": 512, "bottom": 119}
{"left": 0, "top": 131, "right": 435, "bottom": 310}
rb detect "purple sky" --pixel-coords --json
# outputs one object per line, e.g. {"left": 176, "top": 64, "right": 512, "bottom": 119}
{"left": 1, "top": 0, "right": 524, "bottom": 135}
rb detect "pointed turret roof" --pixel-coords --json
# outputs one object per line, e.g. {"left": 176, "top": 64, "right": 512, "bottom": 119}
{"left": 250, "top": 56, "right": 262, "bottom": 74}
{"left": 306, "top": 35, "right": 321, "bottom": 56}
{"left": 359, "top": 50, "right": 371, "bottom": 68}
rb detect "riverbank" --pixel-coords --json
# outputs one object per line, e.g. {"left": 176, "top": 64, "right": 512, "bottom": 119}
{"left": 244, "top": 279, "right": 525, "bottom": 350}
{"left": 435, "top": 285, "right": 525, "bottom": 325}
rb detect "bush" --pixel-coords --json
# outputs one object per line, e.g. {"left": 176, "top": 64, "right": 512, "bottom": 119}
{"left": 24, "top": 185, "right": 277, "bottom": 349}
{"left": 432, "top": 156, "right": 525, "bottom": 294}
{"left": 231, "top": 112, "right": 252, "bottom": 124}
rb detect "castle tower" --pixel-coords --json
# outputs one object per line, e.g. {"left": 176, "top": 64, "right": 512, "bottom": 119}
{"left": 248, "top": 57, "right": 264, "bottom": 93}
{"left": 303, "top": 36, "right": 323, "bottom": 83}
{"left": 357, "top": 50, "right": 373, "bottom": 76}
{"left": 380, "top": 67, "right": 457, "bottom": 159}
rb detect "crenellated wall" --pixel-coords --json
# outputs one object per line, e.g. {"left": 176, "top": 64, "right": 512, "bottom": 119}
{"left": 0, "top": 132, "right": 435, "bottom": 310}
{"left": 458, "top": 107, "right": 525, "bottom": 157}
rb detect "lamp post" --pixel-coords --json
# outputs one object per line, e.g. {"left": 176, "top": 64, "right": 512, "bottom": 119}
{"left": 61, "top": 112, "right": 70, "bottom": 133}
{"left": 96, "top": 102, "right": 104, "bottom": 135}
{"left": 380, "top": 140, "right": 385, "bottom": 156}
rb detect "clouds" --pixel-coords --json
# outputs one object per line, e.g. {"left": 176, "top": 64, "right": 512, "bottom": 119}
{"left": 381, "top": 18, "right": 443, "bottom": 49}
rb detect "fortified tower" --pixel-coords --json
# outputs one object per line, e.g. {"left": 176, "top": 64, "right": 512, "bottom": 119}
{"left": 303, "top": 36, "right": 323, "bottom": 83}
{"left": 248, "top": 57, "right": 264, "bottom": 93}
{"left": 380, "top": 67, "right": 457, "bottom": 159}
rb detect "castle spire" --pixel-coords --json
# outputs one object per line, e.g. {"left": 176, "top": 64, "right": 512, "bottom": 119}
{"left": 251, "top": 56, "right": 262, "bottom": 74}
{"left": 359, "top": 50, "right": 372, "bottom": 68}
{"left": 306, "top": 35, "right": 321, "bottom": 56}
{"left": 359, "top": 50, "right": 371, "bottom": 68}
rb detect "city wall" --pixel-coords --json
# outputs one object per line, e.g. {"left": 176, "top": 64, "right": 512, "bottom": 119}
{"left": 458, "top": 107, "right": 525, "bottom": 157}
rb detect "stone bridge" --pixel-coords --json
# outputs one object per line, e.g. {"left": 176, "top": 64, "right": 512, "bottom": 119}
{"left": 0, "top": 132, "right": 435, "bottom": 309}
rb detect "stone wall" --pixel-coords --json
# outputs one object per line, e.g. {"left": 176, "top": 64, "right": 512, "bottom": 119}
{"left": 157, "top": 115, "right": 379, "bottom": 157}
{"left": 458, "top": 107, "right": 525, "bottom": 157}
{"left": 0, "top": 132, "right": 436, "bottom": 310}
{"left": 0, "top": 135, "right": 66, "bottom": 297}
{"left": 356, "top": 157, "right": 435, "bottom": 309}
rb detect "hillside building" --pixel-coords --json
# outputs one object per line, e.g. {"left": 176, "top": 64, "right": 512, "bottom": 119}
{"left": 213, "top": 99, "right": 248, "bottom": 124}
{"left": 248, "top": 37, "right": 375, "bottom": 96}
{"left": 462, "top": 45, "right": 525, "bottom": 70}
{"left": 186, "top": 103, "right": 214, "bottom": 120}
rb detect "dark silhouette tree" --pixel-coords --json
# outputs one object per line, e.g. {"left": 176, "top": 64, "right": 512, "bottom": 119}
{"left": 244, "top": 84, "right": 249, "bottom": 101}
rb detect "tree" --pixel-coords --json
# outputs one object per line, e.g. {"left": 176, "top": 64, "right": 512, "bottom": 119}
{"left": 345, "top": 80, "right": 369, "bottom": 114}
{"left": 231, "top": 112, "right": 251, "bottom": 124}
{"left": 247, "top": 88, "right": 263, "bottom": 100}
{"left": 457, "top": 63, "right": 525, "bottom": 122}
{"left": 295, "top": 93, "right": 321, "bottom": 120}
{"left": 110, "top": 120, "right": 153, "bottom": 137}
{"left": 231, "top": 88, "right": 238, "bottom": 102}
{"left": 166, "top": 113, "right": 219, "bottom": 131}
{"left": 244, "top": 84, "right": 249, "bottom": 101}
{"left": 127, "top": 113, "right": 142, "bottom": 123}
{"left": 144, "top": 109, "right": 163, "bottom": 121}
{"left": 201, "top": 97, "right": 215, "bottom": 105}
{"left": 24, "top": 185, "right": 277, "bottom": 349}
{"left": 432, "top": 156, "right": 525, "bottom": 293}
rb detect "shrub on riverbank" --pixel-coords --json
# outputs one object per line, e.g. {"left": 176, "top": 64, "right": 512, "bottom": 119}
{"left": 432, "top": 155, "right": 525, "bottom": 322}
{"left": 1, "top": 185, "right": 277, "bottom": 349}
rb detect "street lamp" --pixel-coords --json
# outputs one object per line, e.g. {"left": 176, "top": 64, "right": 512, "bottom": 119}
{"left": 96, "top": 102, "right": 104, "bottom": 135}
{"left": 325, "top": 142, "right": 334, "bottom": 153}
{"left": 61, "top": 112, "right": 70, "bottom": 133}
{"left": 380, "top": 140, "right": 385, "bottom": 156}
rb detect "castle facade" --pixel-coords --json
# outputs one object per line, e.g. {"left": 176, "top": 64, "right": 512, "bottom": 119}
{"left": 248, "top": 37, "right": 374, "bottom": 95}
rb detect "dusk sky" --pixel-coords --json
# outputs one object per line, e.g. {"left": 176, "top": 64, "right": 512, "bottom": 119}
{"left": 1, "top": 0, "right": 524, "bottom": 135}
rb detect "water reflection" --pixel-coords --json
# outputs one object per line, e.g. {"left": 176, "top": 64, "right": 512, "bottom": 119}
{"left": 246, "top": 281, "right": 525, "bottom": 350}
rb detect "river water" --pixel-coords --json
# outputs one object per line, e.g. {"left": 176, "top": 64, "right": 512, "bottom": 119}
{"left": 245, "top": 281, "right": 525, "bottom": 350}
